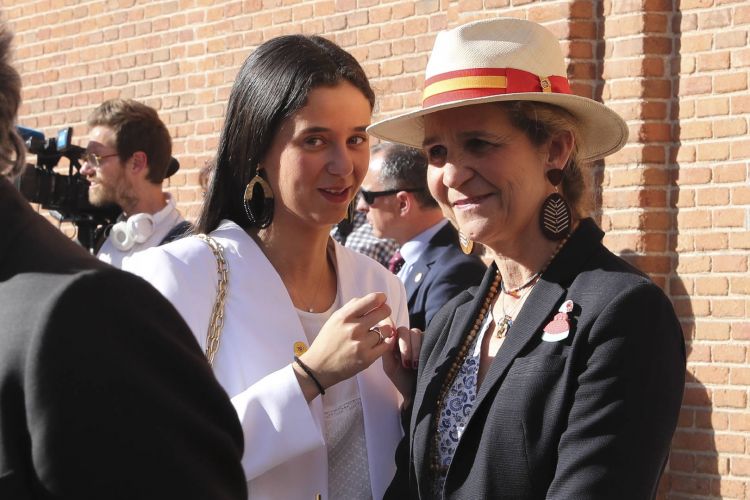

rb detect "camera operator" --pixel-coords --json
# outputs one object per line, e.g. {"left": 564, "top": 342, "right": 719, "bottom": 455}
{"left": 0, "top": 25, "right": 246, "bottom": 499}
{"left": 81, "top": 99, "right": 190, "bottom": 268}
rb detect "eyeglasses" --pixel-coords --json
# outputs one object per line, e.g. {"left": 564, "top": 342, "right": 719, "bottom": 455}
{"left": 359, "top": 187, "right": 423, "bottom": 205}
{"left": 82, "top": 151, "right": 118, "bottom": 167}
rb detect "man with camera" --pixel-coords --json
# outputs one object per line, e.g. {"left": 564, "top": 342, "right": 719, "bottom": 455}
{"left": 81, "top": 99, "right": 190, "bottom": 268}
{"left": 0, "top": 25, "right": 247, "bottom": 499}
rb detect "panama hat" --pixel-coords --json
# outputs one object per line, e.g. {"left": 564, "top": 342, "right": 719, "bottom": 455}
{"left": 367, "top": 18, "right": 628, "bottom": 162}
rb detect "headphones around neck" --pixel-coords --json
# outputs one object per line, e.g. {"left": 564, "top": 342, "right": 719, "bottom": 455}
{"left": 110, "top": 213, "right": 156, "bottom": 251}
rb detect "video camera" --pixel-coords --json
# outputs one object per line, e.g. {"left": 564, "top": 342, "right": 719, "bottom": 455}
{"left": 16, "top": 126, "right": 121, "bottom": 252}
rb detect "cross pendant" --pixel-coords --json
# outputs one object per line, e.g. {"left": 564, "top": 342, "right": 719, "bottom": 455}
{"left": 495, "top": 315, "right": 513, "bottom": 338}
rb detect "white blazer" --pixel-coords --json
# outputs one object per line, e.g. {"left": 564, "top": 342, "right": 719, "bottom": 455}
{"left": 125, "top": 220, "right": 408, "bottom": 500}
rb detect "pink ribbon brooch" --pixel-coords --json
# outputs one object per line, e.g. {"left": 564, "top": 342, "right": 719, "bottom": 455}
{"left": 542, "top": 299, "right": 575, "bottom": 342}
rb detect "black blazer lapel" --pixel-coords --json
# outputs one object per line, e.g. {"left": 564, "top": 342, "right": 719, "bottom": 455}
{"left": 472, "top": 277, "right": 566, "bottom": 408}
{"left": 466, "top": 219, "right": 605, "bottom": 432}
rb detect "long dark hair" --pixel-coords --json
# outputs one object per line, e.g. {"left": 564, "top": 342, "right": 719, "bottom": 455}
{"left": 196, "top": 35, "right": 375, "bottom": 233}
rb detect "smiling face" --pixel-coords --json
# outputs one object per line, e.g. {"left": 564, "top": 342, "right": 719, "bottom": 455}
{"left": 423, "top": 103, "right": 551, "bottom": 251}
{"left": 261, "top": 81, "right": 372, "bottom": 230}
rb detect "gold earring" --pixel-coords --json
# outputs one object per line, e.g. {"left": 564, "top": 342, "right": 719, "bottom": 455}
{"left": 458, "top": 231, "right": 474, "bottom": 255}
{"left": 243, "top": 167, "right": 274, "bottom": 228}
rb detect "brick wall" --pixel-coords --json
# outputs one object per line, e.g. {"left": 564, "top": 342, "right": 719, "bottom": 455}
{"left": 5, "top": 0, "right": 750, "bottom": 497}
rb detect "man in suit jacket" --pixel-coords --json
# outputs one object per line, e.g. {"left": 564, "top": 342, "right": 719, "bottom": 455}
{"left": 0, "top": 25, "right": 246, "bottom": 500}
{"left": 357, "top": 142, "right": 485, "bottom": 330}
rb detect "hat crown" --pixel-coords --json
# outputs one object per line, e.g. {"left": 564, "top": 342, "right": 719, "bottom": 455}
{"left": 367, "top": 17, "right": 629, "bottom": 163}
{"left": 426, "top": 18, "right": 567, "bottom": 80}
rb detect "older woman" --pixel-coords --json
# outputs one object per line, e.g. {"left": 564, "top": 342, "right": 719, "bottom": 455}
{"left": 127, "top": 35, "right": 418, "bottom": 499}
{"left": 369, "top": 18, "right": 686, "bottom": 499}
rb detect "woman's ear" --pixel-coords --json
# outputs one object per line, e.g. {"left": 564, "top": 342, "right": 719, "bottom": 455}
{"left": 546, "top": 130, "right": 575, "bottom": 170}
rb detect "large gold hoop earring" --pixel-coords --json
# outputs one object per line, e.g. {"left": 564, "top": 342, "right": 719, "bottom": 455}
{"left": 243, "top": 168, "right": 274, "bottom": 228}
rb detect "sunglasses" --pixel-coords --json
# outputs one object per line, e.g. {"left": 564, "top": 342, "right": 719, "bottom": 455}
{"left": 359, "top": 187, "right": 423, "bottom": 205}
{"left": 82, "top": 152, "right": 119, "bottom": 168}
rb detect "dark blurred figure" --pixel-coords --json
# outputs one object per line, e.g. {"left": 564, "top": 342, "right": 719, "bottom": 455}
{"left": 0, "top": 24, "right": 246, "bottom": 500}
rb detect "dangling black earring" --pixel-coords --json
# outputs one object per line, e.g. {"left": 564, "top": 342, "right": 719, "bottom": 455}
{"left": 540, "top": 168, "right": 571, "bottom": 240}
{"left": 458, "top": 231, "right": 474, "bottom": 255}
{"left": 243, "top": 168, "right": 274, "bottom": 228}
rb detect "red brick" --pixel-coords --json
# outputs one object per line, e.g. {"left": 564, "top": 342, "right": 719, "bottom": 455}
{"left": 715, "top": 433, "right": 746, "bottom": 453}
{"left": 696, "top": 97, "right": 730, "bottom": 117}
{"left": 698, "top": 8, "right": 733, "bottom": 29}
{"left": 696, "top": 51, "right": 731, "bottom": 71}
{"left": 713, "top": 255, "right": 747, "bottom": 273}
{"left": 731, "top": 323, "right": 750, "bottom": 341}
{"left": 732, "top": 457, "right": 750, "bottom": 477}
{"left": 694, "top": 321, "right": 731, "bottom": 340}
{"left": 713, "top": 478, "right": 746, "bottom": 499}
{"left": 691, "top": 361, "right": 731, "bottom": 382}
{"left": 669, "top": 471, "right": 712, "bottom": 495}
{"left": 730, "top": 366, "right": 750, "bottom": 384}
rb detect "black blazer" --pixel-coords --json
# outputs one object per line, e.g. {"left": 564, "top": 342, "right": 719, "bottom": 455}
{"left": 387, "top": 219, "right": 686, "bottom": 499}
{"left": 403, "top": 222, "right": 486, "bottom": 330}
{"left": 0, "top": 178, "right": 247, "bottom": 500}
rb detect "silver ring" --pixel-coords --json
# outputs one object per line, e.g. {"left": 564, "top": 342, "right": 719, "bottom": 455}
{"left": 369, "top": 326, "right": 385, "bottom": 345}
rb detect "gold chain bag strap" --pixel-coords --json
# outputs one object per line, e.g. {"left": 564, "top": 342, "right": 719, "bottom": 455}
{"left": 195, "top": 234, "right": 228, "bottom": 367}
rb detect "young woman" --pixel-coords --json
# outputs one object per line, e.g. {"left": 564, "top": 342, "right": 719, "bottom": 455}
{"left": 127, "top": 35, "right": 419, "bottom": 499}
{"left": 370, "top": 18, "right": 685, "bottom": 499}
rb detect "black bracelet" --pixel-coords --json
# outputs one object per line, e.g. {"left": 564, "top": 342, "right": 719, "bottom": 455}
{"left": 294, "top": 356, "right": 325, "bottom": 396}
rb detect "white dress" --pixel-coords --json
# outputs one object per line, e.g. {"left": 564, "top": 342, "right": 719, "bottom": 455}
{"left": 125, "top": 219, "right": 408, "bottom": 500}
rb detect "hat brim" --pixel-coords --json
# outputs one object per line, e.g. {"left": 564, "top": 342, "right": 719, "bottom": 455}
{"left": 367, "top": 92, "right": 628, "bottom": 163}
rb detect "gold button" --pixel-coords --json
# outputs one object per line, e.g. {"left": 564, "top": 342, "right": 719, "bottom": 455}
{"left": 294, "top": 341, "right": 308, "bottom": 356}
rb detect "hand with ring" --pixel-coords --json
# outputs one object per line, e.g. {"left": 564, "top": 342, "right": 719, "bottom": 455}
{"left": 293, "top": 292, "right": 395, "bottom": 403}
{"left": 369, "top": 326, "right": 386, "bottom": 345}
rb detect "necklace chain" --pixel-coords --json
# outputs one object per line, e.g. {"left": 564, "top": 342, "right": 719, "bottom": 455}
{"left": 304, "top": 242, "right": 333, "bottom": 313}
{"left": 500, "top": 271, "right": 540, "bottom": 296}
{"left": 494, "top": 232, "right": 571, "bottom": 337}
{"left": 495, "top": 284, "right": 533, "bottom": 338}
{"left": 429, "top": 228, "right": 575, "bottom": 475}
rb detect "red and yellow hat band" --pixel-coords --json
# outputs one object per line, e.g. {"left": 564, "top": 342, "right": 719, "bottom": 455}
{"left": 422, "top": 68, "right": 572, "bottom": 108}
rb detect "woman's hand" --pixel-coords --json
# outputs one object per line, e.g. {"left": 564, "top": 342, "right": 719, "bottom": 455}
{"left": 294, "top": 292, "right": 394, "bottom": 402}
{"left": 382, "top": 326, "right": 423, "bottom": 408}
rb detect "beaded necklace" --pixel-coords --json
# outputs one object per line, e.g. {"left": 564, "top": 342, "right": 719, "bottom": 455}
{"left": 429, "top": 270, "right": 501, "bottom": 475}
{"left": 428, "top": 230, "right": 574, "bottom": 477}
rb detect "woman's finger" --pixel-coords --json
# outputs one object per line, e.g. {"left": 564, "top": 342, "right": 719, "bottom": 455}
{"left": 341, "top": 292, "right": 388, "bottom": 318}
{"left": 396, "top": 326, "right": 413, "bottom": 369}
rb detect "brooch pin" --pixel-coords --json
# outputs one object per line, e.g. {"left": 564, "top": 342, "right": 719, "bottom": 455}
{"left": 542, "top": 299, "right": 574, "bottom": 342}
